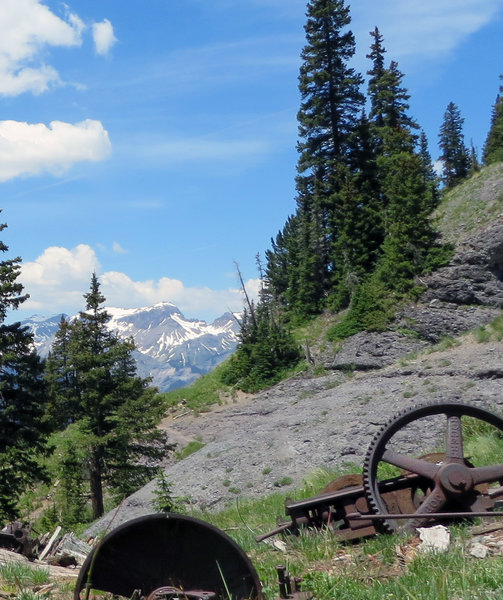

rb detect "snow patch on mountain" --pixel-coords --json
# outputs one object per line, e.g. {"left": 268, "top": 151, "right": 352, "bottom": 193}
{"left": 22, "top": 302, "right": 240, "bottom": 392}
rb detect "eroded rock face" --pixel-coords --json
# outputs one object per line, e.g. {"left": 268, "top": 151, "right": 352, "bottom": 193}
{"left": 327, "top": 332, "right": 429, "bottom": 371}
{"left": 421, "top": 220, "right": 503, "bottom": 308}
{"left": 326, "top": 218, "right": 503, "bottom": 371}
{"left": 397, "top": 302, "right": 500, "bottom": 343}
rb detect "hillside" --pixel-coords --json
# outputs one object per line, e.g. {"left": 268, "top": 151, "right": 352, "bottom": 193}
{"left": 88, "top": 163, "right": 503, "bottom": 533}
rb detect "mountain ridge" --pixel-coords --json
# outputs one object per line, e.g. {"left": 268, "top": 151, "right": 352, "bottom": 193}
{"left": 22, "top": 302, "right": 240, "bottom": 392}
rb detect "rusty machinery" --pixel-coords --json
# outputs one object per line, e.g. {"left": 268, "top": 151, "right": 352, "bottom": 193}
{"left": 258, "top": 401, "right": 503, "bottom": 542}
{"left": 73, "top": 402, "right": 503, "bottom": 600}
{"left": 74, "top": 513, "right": 264, "bottom": 600}
{"left": 0, "top": 522, "right": 37, "bottom": 558}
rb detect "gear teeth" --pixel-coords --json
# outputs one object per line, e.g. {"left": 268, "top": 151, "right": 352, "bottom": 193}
{"left": 362, "top": 401, "right": 503, "bottom": 533}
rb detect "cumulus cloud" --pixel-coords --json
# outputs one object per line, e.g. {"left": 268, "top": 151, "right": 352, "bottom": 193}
{"left": 0, "top": 119, "right": 112, "bottom": 181}
{"left": 20, "top": 245, "right": 100, "bottom": 312}
{"left": 0, "top": 0, "right": 83, "bottom": 95}
{"left": 19, "top": 245, "right": 256, "bottom": 320}
{"left": 92, "top": 19, "right": 117, "bottom": 56}
{"left": 0, "top": 0, "right": 117, "bottom": 96}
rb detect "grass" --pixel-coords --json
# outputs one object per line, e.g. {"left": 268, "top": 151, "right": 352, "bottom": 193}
{"left": 9, "top": 439, "right": 503, "bottom": 600}
{"left": 159, "top": 362, "right": 234, "bottom": 414}
{"left": 434, "top": 162, "right": 503, "bottom": 245}
{"left": 194, "top": 474, "right": 503, "bottom": 600}
{"left": 175, "top": 437, "right": 206, "bottom": 460}
{"left": 474, "top": 313, "right": 503, "bottom": 343}
{"left": 0, "top": 564, "right": 50, "bottom": 590}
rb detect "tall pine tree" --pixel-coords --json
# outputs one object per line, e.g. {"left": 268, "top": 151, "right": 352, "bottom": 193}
{"left": 438, "top": 101, "right": 470, "bottom": 188}
{"left": 0, "top": 216, "right": 47, "bottom": 521}
{"left": 266, "top": 0, "right": 364, "bottom": 319}
{"left": 44, "top": 274, "right": 168, "bottom": 519}
{"left": 365, "top": 29, "right": 439, "bottom": 288}
{"left": 483, "top": 75, "right": 503, "bottom": 165}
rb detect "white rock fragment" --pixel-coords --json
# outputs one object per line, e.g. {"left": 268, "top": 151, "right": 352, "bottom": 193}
{"left": 469, "top": 542, "right": 489, "bottom": 559}
{"left": 417, "top": 525, "right": 450, "bottom": 553}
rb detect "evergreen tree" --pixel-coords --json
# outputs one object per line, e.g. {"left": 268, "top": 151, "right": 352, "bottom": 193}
{"left": 44, "top": 274, "right": 168, "bottom": 519}
{"left": 297, "top": 0, "right": 364, "bottom": 177}
{"left": 330, "top": 111, "right": 381, "bottom": 308}
{"left": 220, "top": 266, "right": 300, "bottom": 392}
{"left": 438, "top": 101, "right": 470, "bottom": 188}
{"left": 483, "top": 75, "right": 503, "bottom": 165}
{"left": 365, "top": 30, "right": 439, "bottom": 286}
{"left": 417, "top": 130, "right": 440, "bottom": 212}
{"left": 264, "top": 215, "right": 300, "bottom": 309}
{"left": 44, "top": 316, "right": 77, "bottom": 430}
{"left": 220, "top": 297, "right": 300, "bottom": 393}
{"left": 468, "top": 141, "right": 481, "bottom": 176}
{"left": 266, "top": 0, "right": 364, "bottom": 319}
{"left": 0, "top": 216, "right": 47, "bottom": 521}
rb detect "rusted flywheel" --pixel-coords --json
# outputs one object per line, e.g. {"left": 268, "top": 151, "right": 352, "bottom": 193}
{"left": 74, "top": 514, "right": 263, "bottom": 600}
{"left": 363, "top": 401, "right": 503, "bottom": 532}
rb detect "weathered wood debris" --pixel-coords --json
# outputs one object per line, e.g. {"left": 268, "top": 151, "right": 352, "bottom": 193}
{"left": 0, "top": 521, "right": 91, "bottom": 576}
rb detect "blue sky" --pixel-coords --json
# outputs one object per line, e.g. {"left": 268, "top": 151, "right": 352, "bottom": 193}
{"left": 1, "top": 0, "right": 502, "bottom": 323}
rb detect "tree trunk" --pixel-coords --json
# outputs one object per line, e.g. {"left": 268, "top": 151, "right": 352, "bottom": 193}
{"left": 89, "top": 448, "right": 104, "bottom": 519}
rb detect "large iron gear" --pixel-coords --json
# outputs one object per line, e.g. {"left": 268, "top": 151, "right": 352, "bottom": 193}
{"left": 362, "top": 401, "right": 503, "bottom": 532}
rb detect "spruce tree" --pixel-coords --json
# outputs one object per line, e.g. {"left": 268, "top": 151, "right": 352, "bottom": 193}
{"left": 44, "top": 316, "right": 77, "bottom": 430}
{"left": 330, "top": 110, "right": 381, "bottom": 308}
{"left": 418, "top": 130, "right": 440, "bottom": 212}
{"left": 264, "top": 215, "right": 300, "bottom": 309}
{"left": 483, "top": 75, "right": 503, "bottom": 165}
{"left": 266, "top": 0, "right": 364, "bottom": 319}
{"left": 438, "top": 101, "right": 470, "bottom": 188}
{"left": 0, "top": 216, "right": 47, "bottom": 521}
{"left": 44, "top": 274, "right": 168, "bottom": 519}
{"left": 366, "top": 30, "right": 439, "bottom": 286}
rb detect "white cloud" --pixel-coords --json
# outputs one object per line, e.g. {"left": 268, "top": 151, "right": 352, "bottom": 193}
{"left": 112, "top": 242, "right": 129, "bottom": 255}
{"left": 143, "top": 137, "right": 269, "bottom": 163}
{"left": 0, "top": 0, "right": 83, "bottom": 95}
{"left": 19, "top": 245, "right": 257, "bottom": 320}
{"left": 0, "top": 1, "right": 117, "bottom": 95}
{"left": 0, "top": 119, "right": 112, "bottom": 181}
{"left": 352, "top": 0, "right": 503, "bottom": 65}
{"left": 20, "top": 244, "right": 100, "bottom": 313}
{"left": 92, "top": 19, "right": 117, "bottom": 56}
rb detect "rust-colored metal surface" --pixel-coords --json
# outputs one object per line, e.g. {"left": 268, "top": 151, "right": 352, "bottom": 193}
{"left": 145, "top": 586, "right": 217, "bottom": 600}
{"left": 363, "top": 402, "right": 503, "bottom": 532}
{"left": 275, "top": 566, "right": 313, "bottom": 600}
{"left": 74, "top": 514, "right": 263, "bottom": 600}
{"left": 0, "top": 522, "right": 36, "bottom": 557}
{"left": 258, "top": 402, "right": 503, "bottom": 543}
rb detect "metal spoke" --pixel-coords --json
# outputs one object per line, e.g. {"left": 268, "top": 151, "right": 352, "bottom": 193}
{"left": 381, "top": 449, "right": 440, "bottom": 480}
{"left": 406, "top": 486, "right": 447, "bottom": 530}
{"left": 446, "top": 413, "right": 464, "bottom": 463}
{"left": 472, "top": 463, "right": 503, "bottom": 485}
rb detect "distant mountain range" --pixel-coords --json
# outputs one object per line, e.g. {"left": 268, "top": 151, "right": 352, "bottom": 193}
{"left": 21, "top": 302, "right": 241, "bottom": 392}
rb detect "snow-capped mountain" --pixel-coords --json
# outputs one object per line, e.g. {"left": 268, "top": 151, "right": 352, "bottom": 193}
{"left": 21, "top": 302, "right": 240, "bottom": 392}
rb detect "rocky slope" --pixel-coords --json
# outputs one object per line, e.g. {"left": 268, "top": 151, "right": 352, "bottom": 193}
{"left": 88, "top": 164, "right": 503, "bottom": 534}
{"left": 88, "top": 336, "right": 503, "bottom": 534}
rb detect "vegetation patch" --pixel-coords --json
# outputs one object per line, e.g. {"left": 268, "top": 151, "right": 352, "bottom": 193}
{"left": 175, "top": 438, "right": 206, "bottom": 461}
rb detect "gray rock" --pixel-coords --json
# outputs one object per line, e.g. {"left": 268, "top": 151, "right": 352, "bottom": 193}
{"left": 327, "top": 332, "right": 429, "bottom": 370}
{"left": 397, "top": 302, "right": 500, "bottom": 342}
{"left": 421, "top": 220, "right": 503, "bottom": 307}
